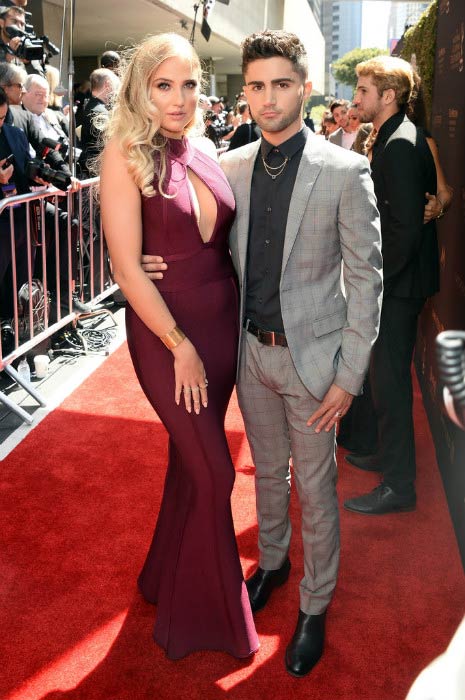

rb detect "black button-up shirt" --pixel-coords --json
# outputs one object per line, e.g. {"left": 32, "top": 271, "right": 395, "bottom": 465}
{"left": 245, "top": 125, "right": 308, "bottom": 332}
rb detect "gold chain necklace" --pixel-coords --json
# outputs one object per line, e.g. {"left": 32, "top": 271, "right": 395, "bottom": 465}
{"left": 261, "top": 153, "right": 290, "bottom": 179}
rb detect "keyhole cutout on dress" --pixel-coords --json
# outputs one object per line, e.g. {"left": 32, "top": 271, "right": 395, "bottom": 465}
{"left": 187, "top": 168, "right": 218, "bottom": 244}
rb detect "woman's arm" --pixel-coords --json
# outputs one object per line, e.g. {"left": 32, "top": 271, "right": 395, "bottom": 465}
{"left": 424, "top": 136, "right": 454, "bottom": 223}
{"left": 100, "top": 140, "right": 208, "bottom": 413}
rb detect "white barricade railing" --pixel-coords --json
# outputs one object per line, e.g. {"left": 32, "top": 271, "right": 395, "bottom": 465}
{"left": 0, "top": 177, "right": 118, "bottom": 423}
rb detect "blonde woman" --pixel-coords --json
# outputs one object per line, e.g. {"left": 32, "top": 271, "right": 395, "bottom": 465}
{"left": 99, "top": 34, "right": 258, "bottom": 661}
{"left": 44, "top": 64, "right": 63, "bottom": 110}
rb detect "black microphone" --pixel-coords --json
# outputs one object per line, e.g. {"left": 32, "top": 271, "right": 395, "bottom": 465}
{"left": 436, "top": 330, "right": 465, "bottom": 430}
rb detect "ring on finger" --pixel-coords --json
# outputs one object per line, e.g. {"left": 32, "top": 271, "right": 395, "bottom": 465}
{"left": 183, "top": 387, "right": 192, "bottom": 393}
{"left": 199, "top": 384, "right": 208, "bottom": 389}
{"left": 334, "top": 410, "right": 342, "bottom": 418}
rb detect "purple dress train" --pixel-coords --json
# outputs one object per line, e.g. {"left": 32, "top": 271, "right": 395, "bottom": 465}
{"left": 125, "top": 137, "right": 258, "bottom": 660}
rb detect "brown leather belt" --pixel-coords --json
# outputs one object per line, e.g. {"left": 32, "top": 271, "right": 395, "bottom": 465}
{"left": 245, "top": 320, "right": 288, "bottom": 347}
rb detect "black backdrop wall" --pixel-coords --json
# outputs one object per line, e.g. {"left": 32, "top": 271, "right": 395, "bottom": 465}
{"left": 416, "top": 0, "right": 465, "bottom": 569}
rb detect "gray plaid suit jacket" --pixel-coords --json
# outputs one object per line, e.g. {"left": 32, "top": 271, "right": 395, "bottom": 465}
{"left": 220, "top": 132, "right": 383, "bottom": 401}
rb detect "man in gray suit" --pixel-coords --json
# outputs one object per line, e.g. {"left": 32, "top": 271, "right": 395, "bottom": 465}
{"left": 142, "top": 30, "right": 383, "bottom": 677}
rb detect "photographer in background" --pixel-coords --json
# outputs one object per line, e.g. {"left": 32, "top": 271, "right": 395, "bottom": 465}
{"left": 0, "top": 4, "right": 27, "bottom": 65}
{"left": 0, "top": 5, "right": 46, "bottom": 77}
{"left": 21, "top": 73, "right": 88, "bottom": 313}
{"left": 206, "top": 95, "right": 233, "bottom": 147}
{"left": 0, "top": 64, "right": 72, "bottom": 179}
{"left": 0, "top": 64, "right": 93, "bottom": 314}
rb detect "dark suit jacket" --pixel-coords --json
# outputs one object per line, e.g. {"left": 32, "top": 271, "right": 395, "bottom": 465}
{"left": 227, "top": 121, "right": 261, "bottom": 151}
{"left": 7, "top": 105, "right": 71, "bottom": 175}
{"left": 7, "top": 105, "right": 42, "bottom": 156}
{"left": 370, "top": 110, "right": 439, "bottom": 299}
{"left": 78, "top": 96, "right": 109, "bottom": 175}
{"left": 1, "top": 123, "right": 31, "bottom": 196}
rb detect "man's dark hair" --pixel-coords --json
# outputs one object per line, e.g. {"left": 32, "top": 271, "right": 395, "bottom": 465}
{"left": 100, "top": 50, "right": 120, "bottom": 70}
{"left": 241, "top": 30, "right": 308, "bottom": 82}
{"left": 0, "top": 85, "right": 8, "bottom": 107}
{"left": 329, "top": 99, "right": 350, "bottom": 114}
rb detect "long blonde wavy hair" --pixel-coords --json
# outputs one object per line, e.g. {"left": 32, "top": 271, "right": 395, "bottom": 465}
{"left": 105, "top": 33, "right": 203, "bottom": 197}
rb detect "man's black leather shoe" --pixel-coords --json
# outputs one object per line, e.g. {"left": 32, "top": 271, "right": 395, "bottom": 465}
{"left": 345, "top": 453, "right": 380, "bottom": 472}
{"left": 285, "top": 610, "right": 325, "bottom": 677}
{"left": 246, "top": 558, "right": 291, "bottom": 613}
{"left": 344, "top": 483, "right": 416, "bottom": 515}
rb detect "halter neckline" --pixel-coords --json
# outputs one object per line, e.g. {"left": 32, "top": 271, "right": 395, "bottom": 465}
{"left": 166, "top": 136, "right": 194, "bottom": 166}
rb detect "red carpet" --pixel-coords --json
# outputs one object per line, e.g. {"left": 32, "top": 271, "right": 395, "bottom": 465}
{"left": 2, "top": 343, "right": 464, "bottom": 700}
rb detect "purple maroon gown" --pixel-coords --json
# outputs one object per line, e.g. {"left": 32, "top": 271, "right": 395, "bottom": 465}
{"left": 125, "top": 137, "right": 258, "bottom": 660}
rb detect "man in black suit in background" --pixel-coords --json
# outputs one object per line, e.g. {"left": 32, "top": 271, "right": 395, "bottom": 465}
{"left": 344, "top": 56, "right": 439, "bottom": 515}
{"left": 78, "top": 68, "right": 120, "bottom": 176}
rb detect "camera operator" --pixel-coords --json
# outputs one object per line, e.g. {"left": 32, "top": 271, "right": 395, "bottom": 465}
{"left": 0, "top": 5, "right": 47, "bottom": 77}
{"left": 0, "top": 5, "right": 26, "bottom": 65}
{"left": 208, "top": 95, "right": 233, "bottom": 144}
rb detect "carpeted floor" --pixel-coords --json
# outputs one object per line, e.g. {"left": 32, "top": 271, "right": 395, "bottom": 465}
{"left": 2, "top": 343, "right": 464, "bottom": 700}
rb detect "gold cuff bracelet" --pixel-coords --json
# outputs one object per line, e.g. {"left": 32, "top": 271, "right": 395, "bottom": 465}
{"left": 159, "top": 325, "right": 186, "bottom": 350}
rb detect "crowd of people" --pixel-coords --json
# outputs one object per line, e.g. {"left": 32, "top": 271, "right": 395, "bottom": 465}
{"left": 0, "top": 0, "right": 123, "bottom": 339}
{"left": 0, "top": 7, "right": 460, "bottom": 692}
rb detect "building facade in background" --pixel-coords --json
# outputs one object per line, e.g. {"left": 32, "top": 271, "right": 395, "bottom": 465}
{"left": 388, "top": 1, "right": 431, "bottom": 48}
{"left": 323, "top": 0, "right": 362, "bottom": 100}
{"left": 307, "top": 0, "right": 324, "bottom": 26}
{"left": 36, "top": 0, "right": 325, "bottom": 102}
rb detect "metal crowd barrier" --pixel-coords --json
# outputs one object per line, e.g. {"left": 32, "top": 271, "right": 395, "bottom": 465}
{"left": 0, "top": 178, "right": 118, "bottom": 424}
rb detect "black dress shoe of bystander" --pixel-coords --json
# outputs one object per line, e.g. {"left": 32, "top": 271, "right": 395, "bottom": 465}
{"left": 245, "top": 557, "right": 291, "bottom": 613}
{"left": 344, "top": 483, "right": 416, "bottom": 515}
{"left": 345, "top": 453, "right": 380, "bottom": 471}
{"left": 285, "top": 610, "right": 326, "bottom": 677}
